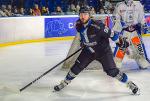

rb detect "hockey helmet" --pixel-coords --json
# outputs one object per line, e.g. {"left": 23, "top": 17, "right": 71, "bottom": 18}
{"left": 79, "top": 6, "right": 91, "bottom": 14}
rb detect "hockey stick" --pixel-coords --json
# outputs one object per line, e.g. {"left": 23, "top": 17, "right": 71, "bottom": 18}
{"left": 20, "top": 46, "right": 84, "bottom": 92}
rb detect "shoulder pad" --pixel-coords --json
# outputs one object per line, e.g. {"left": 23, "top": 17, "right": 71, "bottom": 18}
{"left": 75, "top": 19, "right": 83, "bottom": 32}
{"left": 90, "top": 19, "right": 105, "bottom": 30}
{"left": 91, "top": 19, "right": 103, "bottom": 26}
{"left": 133, "top": 1, "right": 142, "bottom": 6}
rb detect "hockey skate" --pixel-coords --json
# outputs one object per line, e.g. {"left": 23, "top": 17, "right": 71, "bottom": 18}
{"left": 127, "top": 81, "right": 140, "bottom": 95}
{"left": 138, "top": 65, "right": 147, "bottom": 70}
{"left": 137, "top": 57, "right": 149, "bottom": 70}
{"left": 54, "top": 80, "right": 70, "bottom": 91}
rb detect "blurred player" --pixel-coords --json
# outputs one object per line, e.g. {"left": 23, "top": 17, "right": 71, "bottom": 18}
{"left": 113, "top": 0, "right": 150, "bottom": 69}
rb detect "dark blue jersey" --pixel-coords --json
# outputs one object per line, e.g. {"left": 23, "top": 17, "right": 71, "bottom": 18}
{"left": 75, "top": 18, "right": 112, "bottom": 55}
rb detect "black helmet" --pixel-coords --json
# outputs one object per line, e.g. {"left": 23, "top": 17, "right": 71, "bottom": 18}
{"left": 79, "top": 6, "right": 91, "bottom": 14}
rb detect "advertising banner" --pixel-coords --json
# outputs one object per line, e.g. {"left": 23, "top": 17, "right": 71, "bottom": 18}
{"left": 45, "top": 17, "right": 78, "bottom": 38}
{"left": 45, "top": 14, "right": 150, "bottom": 38}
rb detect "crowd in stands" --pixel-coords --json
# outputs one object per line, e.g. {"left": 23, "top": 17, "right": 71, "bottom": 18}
{"left": 0, "top": 0, "right": 149, "bottom": 17}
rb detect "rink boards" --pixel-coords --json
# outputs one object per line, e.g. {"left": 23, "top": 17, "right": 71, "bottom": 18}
{"left": 0, "top": 14, "right": 150, "bottom": 44}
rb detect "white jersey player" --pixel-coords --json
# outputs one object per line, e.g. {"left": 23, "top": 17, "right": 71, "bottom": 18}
{"left": 113, "top": 0, "right": 150, "bottom": 69}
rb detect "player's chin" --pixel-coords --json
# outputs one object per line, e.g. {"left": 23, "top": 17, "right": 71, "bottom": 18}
{"left": 81, "top": 20, "right": 88, "bottom": 24}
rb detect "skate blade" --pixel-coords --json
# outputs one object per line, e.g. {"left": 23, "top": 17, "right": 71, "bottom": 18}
{"left": 131, "top": 88, "right": 141, "bottom": 96}
{"left": 139, "top": 66, "right": 148, "bottom": 70}
{"left": 139, "top": 68, "right": 147, "bottom": 70}
{"left": 52, "top": 89, "right": 60, "bottom": 93}
{"left": 52, "top": 90, "right": 57, "bottom": 93}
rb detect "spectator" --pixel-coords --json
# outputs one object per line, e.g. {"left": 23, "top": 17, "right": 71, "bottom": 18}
{"left": 99, "top": 8, "right": 105, "bottom": 14}
{"left": 41, "top": 6, "right": 50, "bottom": 15}
{"left": 0, "top": 5, "right": 7, "bottom": 16}
{"left": 55, "top": 6, "right": 64, "bottom": 15}
{"left": 67, "top": 4, "right": 76, "bottom": 14}
{"left": 12, "top": 7, "right": 23, "bottom": 17}
{"left": 19, "top": 7, "right": 25, "bottom": 15}
{"left": 13, "top": 7, "right": 18, "bottom": 14}
{"left": 28, "top": 8, "right": 34, "bottom": 16}
{"left": 33, "top": 4, "right": 41, "bottom": 16}
{"left": 90, "top": 7, "right": 96, "bottom": 15}
{"left": 46, "top": 7, "right": 50, "bottom": 15}
{"left": 76, "top": 4, "right": 80, "bottom": 13}
{"left": 1, "top": 5, "right": 7, "bottom": 11}
{"left": 1, "top": 4, "right": 10, "bottom": 16}
{"left": 104, "top": 0, "right": 112, "bottom": 10}
{"left": 7, "top": 4, "right": 13, "bottom": 16}
{"left": 0, "top": 9, "right": 7, "bottom": 17}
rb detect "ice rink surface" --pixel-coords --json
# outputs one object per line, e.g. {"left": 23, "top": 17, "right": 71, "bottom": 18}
{"left": 0, "top": 37, "right": 150, "bottom": 101}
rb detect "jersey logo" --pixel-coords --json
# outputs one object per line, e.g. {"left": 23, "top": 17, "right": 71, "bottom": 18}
{"left": 104, "top": 26, "right": 109, "bottom": 33}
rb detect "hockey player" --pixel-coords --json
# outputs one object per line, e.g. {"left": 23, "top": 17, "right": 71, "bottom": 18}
{"left": 54, "top": 6, "right": 139, "bottom": 94}
{"left": 113, "top": 0, "right": 150, "bottom": 69}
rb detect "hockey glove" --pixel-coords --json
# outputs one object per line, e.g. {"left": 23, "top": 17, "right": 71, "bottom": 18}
{"left": 116, "top": 37, "right": 129, "bottom": 49}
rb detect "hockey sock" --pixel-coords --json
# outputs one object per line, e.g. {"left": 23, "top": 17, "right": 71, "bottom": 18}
{"left": 115, "top": 71, "right": 128, "bottom": 83}
{"left": 65, "top": 70, "right": 77, "bottom": 81}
